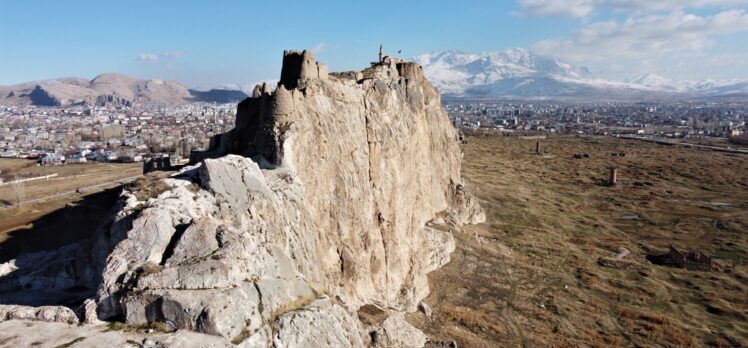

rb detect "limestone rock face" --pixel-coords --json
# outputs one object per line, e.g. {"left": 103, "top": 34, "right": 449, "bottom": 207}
{"left": 0, "top": 49, "right": 483, "bottom": 347}
{"left": 191, "top": 50, "right": 483, "bottom": 313}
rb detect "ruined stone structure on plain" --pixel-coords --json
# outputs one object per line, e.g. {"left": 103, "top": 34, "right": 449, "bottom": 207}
{"left": 609, "top": 167, "right": 618, "bottom": 186}
{"left": 669, "top": 245, "right": 712, "bottom": 271}
{"left": 142, "top": 155, "right": 171, "bottom": 174}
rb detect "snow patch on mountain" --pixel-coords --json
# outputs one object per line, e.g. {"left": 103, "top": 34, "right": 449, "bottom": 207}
{"left": 415, "top": 49, "right": 748, "bottom": 98}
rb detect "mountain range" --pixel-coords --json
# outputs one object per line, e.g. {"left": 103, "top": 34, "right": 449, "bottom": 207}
{"left": 414, "top": 49, "right": 748, "bottom": 100}
{"left": 2, "top": 50, "right": 747, "bottom": 105}
{"left": 0, "top": 73, "right": 248, "bottom": 107}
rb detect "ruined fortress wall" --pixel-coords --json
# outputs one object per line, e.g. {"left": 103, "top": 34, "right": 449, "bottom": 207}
{"left": 279, "top": 50, "right": 328, "bottom": 88}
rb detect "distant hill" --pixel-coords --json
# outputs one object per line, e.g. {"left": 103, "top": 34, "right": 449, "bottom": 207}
{"left": 187, "top": 89, "right": 249, "bottom": 104}
{"left": 0, "top": 73, "right": 248, "bottom": 106}
{"left": 415, "top": 49, "right": 748, "bottom": 100}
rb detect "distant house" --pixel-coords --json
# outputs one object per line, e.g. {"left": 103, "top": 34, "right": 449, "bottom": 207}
{"left": 67, "top": 153, "right": 87, "bottom": 163}
{"left": 0, "top": 150, "right": 18, "bottom": 158}
{"left": 107, "top": 138, "right": 122, "bottom": 147}
{"left": 92, "top": 152, "right": 117, "bottom": 162}
{"left": 79, "top": 141, "right": 97, "bottom": 150}
{"left": 24, "top": 151, "right": 41, "bottom": 159}
{"left": 38, "top": 153, "right": 65, "bottom": 166}
{"left": 85, "top": 152, "right": 100, "bottom": 161}
{"left": 125, "top": 135, "right": 145, "bottom": 147}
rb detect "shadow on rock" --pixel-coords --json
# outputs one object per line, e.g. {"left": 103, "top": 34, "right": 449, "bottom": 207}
{"left": 0, "top": 186, "right": 129, "bottom": 308}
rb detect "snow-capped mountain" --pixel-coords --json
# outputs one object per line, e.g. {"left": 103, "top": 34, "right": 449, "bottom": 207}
{"left": 415, "top": 49, "right": 748, "bottom": 99}
{"left": 415, "top": 48, "right": 597, "bottom": 95}
{"left": 622, "top": 73, "right": 748, "bottom": 94}
{"left": 192, "top": 80, "right": 278, "bottom": 96}
{"left": 625, "top": 73, "right": 689, "bottom": 92}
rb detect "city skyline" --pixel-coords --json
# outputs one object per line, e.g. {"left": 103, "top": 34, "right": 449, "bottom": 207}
{"left": 1, "top": 0, "right": 747, "bottom": 87}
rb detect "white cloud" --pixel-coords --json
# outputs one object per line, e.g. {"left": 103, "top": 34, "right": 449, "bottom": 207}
{"left": 161, "top": 50, "right": 183, "bottom": 59}
{"left": 533, "top": 10, "right": 748, "bottom": 63}
{"left": 707, "top": 52, "right": 748, "bottom": 65}
{"left": 136, "top": 53, "right": 159, "bottom": 62}
{"left": 136, "top": 51, "right": 184, "bottom": 62}
{"left": 514, "top": 0, "right": 595, "bottom": 17}
{"left": 512, "top": 0, "right": 748, "bottom": 79}
{"left": 310, "top": 43, "right": 326, "bottom": 54}
{"left": 515, "top": 0, "right": 748, "bottom": 17}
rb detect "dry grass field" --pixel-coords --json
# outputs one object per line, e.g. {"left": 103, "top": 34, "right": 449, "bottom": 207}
{"left": 0, "top": 159, "right": 142, "bottom": 205}
{"left": 0, "top": 138, "right": 745, "bottom": 346}
{"left": 0, "top": 160, "right": 142, "bottom": 262}
{"left": 409, "top": 135, "right": 748, "bottom": 347}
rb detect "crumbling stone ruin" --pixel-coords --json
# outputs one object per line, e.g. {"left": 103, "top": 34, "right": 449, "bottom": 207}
{"left": 0, "top": 49, "right": 484, "bottom": 347}
{"left": 669, "top": 245, "right": 713, "bottom": 271}
{"left": 278, "top": 50, "right": 328, "bottom": 89}
{"left": 143, "top": 155, "right": 172, "bottom": 174}
{"left": 645, "top": 245, "right": 714, "bottom": 272}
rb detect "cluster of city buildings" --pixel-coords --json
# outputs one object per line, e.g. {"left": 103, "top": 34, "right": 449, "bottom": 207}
{"left": 0, "top": 103, "right": 236, "bottom": 165}
{"left": 2, "top": 99, "right": 747, "bottom": 168}
{"left": 446, "top": 100, "right": 747, "bottom": 140}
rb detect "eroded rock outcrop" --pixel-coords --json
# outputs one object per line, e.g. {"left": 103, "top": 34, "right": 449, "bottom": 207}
{"left": 0, "top": 49, "right": 483, "bottom": 347}
{"left": 0, "top": 304, "right": 79, "bottom": 324}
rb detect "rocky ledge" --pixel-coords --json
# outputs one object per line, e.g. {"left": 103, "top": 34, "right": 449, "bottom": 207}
{"left": 0, "top": 49, "right": 483, "bottom": 347}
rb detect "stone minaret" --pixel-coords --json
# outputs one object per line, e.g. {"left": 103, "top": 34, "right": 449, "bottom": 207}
{"left": 379, "top": 44, "right": 384, "bottom": 63}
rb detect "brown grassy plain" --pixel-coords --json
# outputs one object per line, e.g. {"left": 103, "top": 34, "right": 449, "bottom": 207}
{"left": 0, "top": 160, "right": 142, "bottom": 261}
{"left": 410, "top": 135, "right": 748, "bottom": 347}
{"left": 0, "top": 159, "right": 141, "bottom": 205}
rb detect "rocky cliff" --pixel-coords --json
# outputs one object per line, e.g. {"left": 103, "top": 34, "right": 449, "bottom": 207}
{"left": 0, "top": 49, "right": 483, "bottom": 347}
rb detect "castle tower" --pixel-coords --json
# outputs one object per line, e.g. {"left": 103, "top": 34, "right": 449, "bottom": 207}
{"left": 379, "top": 44, "right": 384, "bottom": 63}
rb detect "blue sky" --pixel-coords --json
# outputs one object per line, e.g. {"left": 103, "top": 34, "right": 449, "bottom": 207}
{"left": 1, "top": 0, "right": 747, "bottom": 86}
